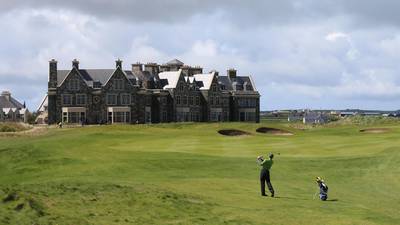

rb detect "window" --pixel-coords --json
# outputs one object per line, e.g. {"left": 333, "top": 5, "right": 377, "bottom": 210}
{"left": 114, "top": 112, "right": 130, "bottom": 123}
{"left": 146, "top": 96, "right": 152, "bottom": 105}
{"left": 106, "top": 94, "right": 117, "bottom": 105}
{"left": 216, "top": 96, "right": 220, "bottom": 105}
{"left": 62, "top": 112, "right": 68, "bottom": 122}
{"left": 210, "top": 96, "right": 214, "bottom": 105}
{"left": 161, "top": 97, "right": 167, "bottom": 104}
{"left": 121, "top": 94, "right": 131, "bottom": 105}
{"left": 176, "top": 96, "right": 181, "bottom": 105}
{"left": 246, "top": 112, "right": 256, "bottom": 121}
{"left": 145, "top": 107, "right": 151, "bottom": 123}
{"left": 67, "top": 112, "right": 85, "bottom": 124}
{"left": 93, "top": 81, "right": 101, "bottom": 89}
{"left": 189, "top": 96, "right": 193, "bottom": 105}
{"left": 183, "top": 96, "right": 187, "bottom": 105}
{"left": 196, "top": 96, "right": 200, "bottom": 105}
{"left": 108, "top": 112, "right": 112, "bottom": 123}
{"left": 162, "top": 111, "right": 168, "bottom": 122}
{"left": 76, "top": 94, "right": 86, "bottom": 105}
{"left": 223, "top": 112, "right": 229, "bottom": 121}
{"left": 68, "top": 79, "right": 80, "bottom": 91}
{"left": 211, "top": 112, "right": 220, "bottom": 121}
{"left": 191, "top": 112, "right": 196, "bottom": 121}
{"left": 224, "top": 98, "right": 229, "bottom": 106}
{"left": 179, "top": 83, "right": 184, "bottom": 91}
{"left": 131, "top": 95, "right": 136, "bottom": 104}
{"left": 212, "top": 85, "right": 217, "bottom": 92}
{"left": 113, "top": 79, "right": 124, "bottom": 90}
{"left": 62, "top": 95, "right": 72, "bottom": 105}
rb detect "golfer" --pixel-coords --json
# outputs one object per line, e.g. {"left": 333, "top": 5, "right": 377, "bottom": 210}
{"left": 257, "top": 153, "right": 275, "bottom": 197}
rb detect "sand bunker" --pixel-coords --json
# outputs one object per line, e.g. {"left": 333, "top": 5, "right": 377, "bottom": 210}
{"left": 256, "top": 127, "right": 293, "bottom": 136}
{"left": 359, "top": 128, "right": 391, "bottom": 134}
{"left": 218, "top": 129, "right": 251, "bottom": 136}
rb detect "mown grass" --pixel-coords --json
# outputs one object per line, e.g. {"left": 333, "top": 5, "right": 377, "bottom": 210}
{"left": 0, "top": 122, "right": 399, "bottom": 225}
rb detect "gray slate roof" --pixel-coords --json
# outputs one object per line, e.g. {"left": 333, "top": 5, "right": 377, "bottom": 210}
{"left": 57, "top": 69, "right": 140, "bottom": 87}
{"left": 55, "top": 65, "right": 258, "bottom": 94}
{"left": 218, "top": 76, "right": 255, "bottom": 91}
{"left": 166, "top": 59, "right": 184, "bottom": 66}
{"left": 0, "top": 95, "right": 24, "bottom": 109}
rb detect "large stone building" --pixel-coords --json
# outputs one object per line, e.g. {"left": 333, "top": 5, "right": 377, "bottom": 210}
{"left": 0, "top": 91, "right": 29, "bottom": 123}
{"left": 47, "top": 59, "right": 260, "bottom": 124}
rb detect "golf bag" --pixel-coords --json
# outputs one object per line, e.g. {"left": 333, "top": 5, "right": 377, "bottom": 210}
{"left": 318, "top": 181, "right": 328, "bottom": 201}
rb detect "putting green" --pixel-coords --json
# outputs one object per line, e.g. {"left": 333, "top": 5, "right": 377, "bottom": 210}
{"left": 0, "top": 122, "right": 399, "bottom": 225}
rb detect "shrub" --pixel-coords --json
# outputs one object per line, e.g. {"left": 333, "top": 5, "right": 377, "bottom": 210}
{"left": 0, "top": 123, "right": 28, "bottom": 132}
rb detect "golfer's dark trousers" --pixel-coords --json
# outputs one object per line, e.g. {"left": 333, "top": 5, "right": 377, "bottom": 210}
{"left": 260, "top": 169, "right": 274, "bottom": 195}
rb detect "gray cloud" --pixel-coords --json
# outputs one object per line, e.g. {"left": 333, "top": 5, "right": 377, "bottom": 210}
{"left": 1, "top": 1, "right": 400, "bottom": 110}
{"left": 1, "top": 0, "right": 400, "bottom": 28}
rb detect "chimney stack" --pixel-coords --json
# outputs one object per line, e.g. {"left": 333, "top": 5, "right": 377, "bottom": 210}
{"left": 145, "top": 63, "right": 159, "bottom": 75}
{"left": 72, "top": 59, "right": 79, "bottom": 69}
{"left": 1, "top": 91, "right": 11, "bottom": 101}
{"left": 227, "top": 68, "right": 237, "bottom": 80}
{"left": 48, "top": 59, "right": 58, "bottom": 88}
{"left": 132, "top": 62, "right": 143, "bottom": 72}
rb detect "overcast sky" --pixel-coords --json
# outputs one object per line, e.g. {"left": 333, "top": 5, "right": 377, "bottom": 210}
{"left": 1, "top": 0, "right": 400, "bottom": 110}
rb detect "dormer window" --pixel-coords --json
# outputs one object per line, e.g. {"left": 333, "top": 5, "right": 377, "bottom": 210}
{"left": 93, "top": 81, "right": 101, "bottom": 89}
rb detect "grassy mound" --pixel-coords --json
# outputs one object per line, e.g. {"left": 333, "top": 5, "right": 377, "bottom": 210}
{"left": 0, "top": 123, "right": 30, "bottom": 132}
{"left": 0, "top": 122, "right": 399, "bottom": 224}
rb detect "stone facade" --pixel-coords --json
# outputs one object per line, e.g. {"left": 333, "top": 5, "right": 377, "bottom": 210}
{"left": 48, "top": 59, "right": 260, "bottom": 124}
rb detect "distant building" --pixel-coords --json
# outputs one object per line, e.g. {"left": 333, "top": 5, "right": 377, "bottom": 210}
{"left": 287, "top": 110, "right": 303, "bottom": 122}
{"left": 287, "top": 110, "right": 329, "bottom": 124}
{"left": 47, "top": 59, "right": 260, "bottom": 124}
{"left": 303, "top": 111, "right": 328, "bottom": 124}
{"left": 36, "top": 95, "right": 48, "bottom": 124}
{"left": 0, "top": 91, "right": 29, "bottom": 123}
{"left": 340, "top": 111, "right": 357, "bottom": 117}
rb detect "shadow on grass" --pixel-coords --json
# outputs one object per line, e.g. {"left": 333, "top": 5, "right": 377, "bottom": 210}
{"left": 273, "top": 196, "right": 310, "bottom": 201}
{"left": 273, "top": 196, "right": 339, "bottom": 202}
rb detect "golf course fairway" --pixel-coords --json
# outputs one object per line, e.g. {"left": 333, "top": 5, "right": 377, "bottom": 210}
{"left": 0, "top": 122, "right": 399, "bottom": 225}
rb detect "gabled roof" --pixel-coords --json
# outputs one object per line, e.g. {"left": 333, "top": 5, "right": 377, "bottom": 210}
{"left": 0, "top": 95, "right": 24, "bottom": 109}
{"left": 188, "top": 76, "right": 195, "bottom": 84}
{"left": 184, "top": 76, "right": 196, "bottom": 84}
{"left": 217, "top": 76, "right": 233, "bottom": 90}
{"left": 158, "top": 69, "right": 182, "bottom": 89}
{"left": 37, "top": 95, "right": 48, "bottom": 112}
{"left": 217, "top": 75, "right": 258, "bottom": 92}
{"left": 57, "top": 69, "right": 139, "bottom": 88}
{"left": 2, "top": 108, "right": 13, "bottom": 114}
{"left": 193, "top": 72, "right": 216, "bottom": 90}
{"left": 19, "top": 108, "right": 28, "bottom": 114}
{"left": 166, "top": 59, "right": 184, "bottom": 66}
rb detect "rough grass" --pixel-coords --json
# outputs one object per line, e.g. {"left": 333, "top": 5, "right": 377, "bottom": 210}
{"left": 0, "top": 122, "right": 30, "bottom": 132}
{"left": 0, "top": 122, "right": 399, "bottom": 225}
